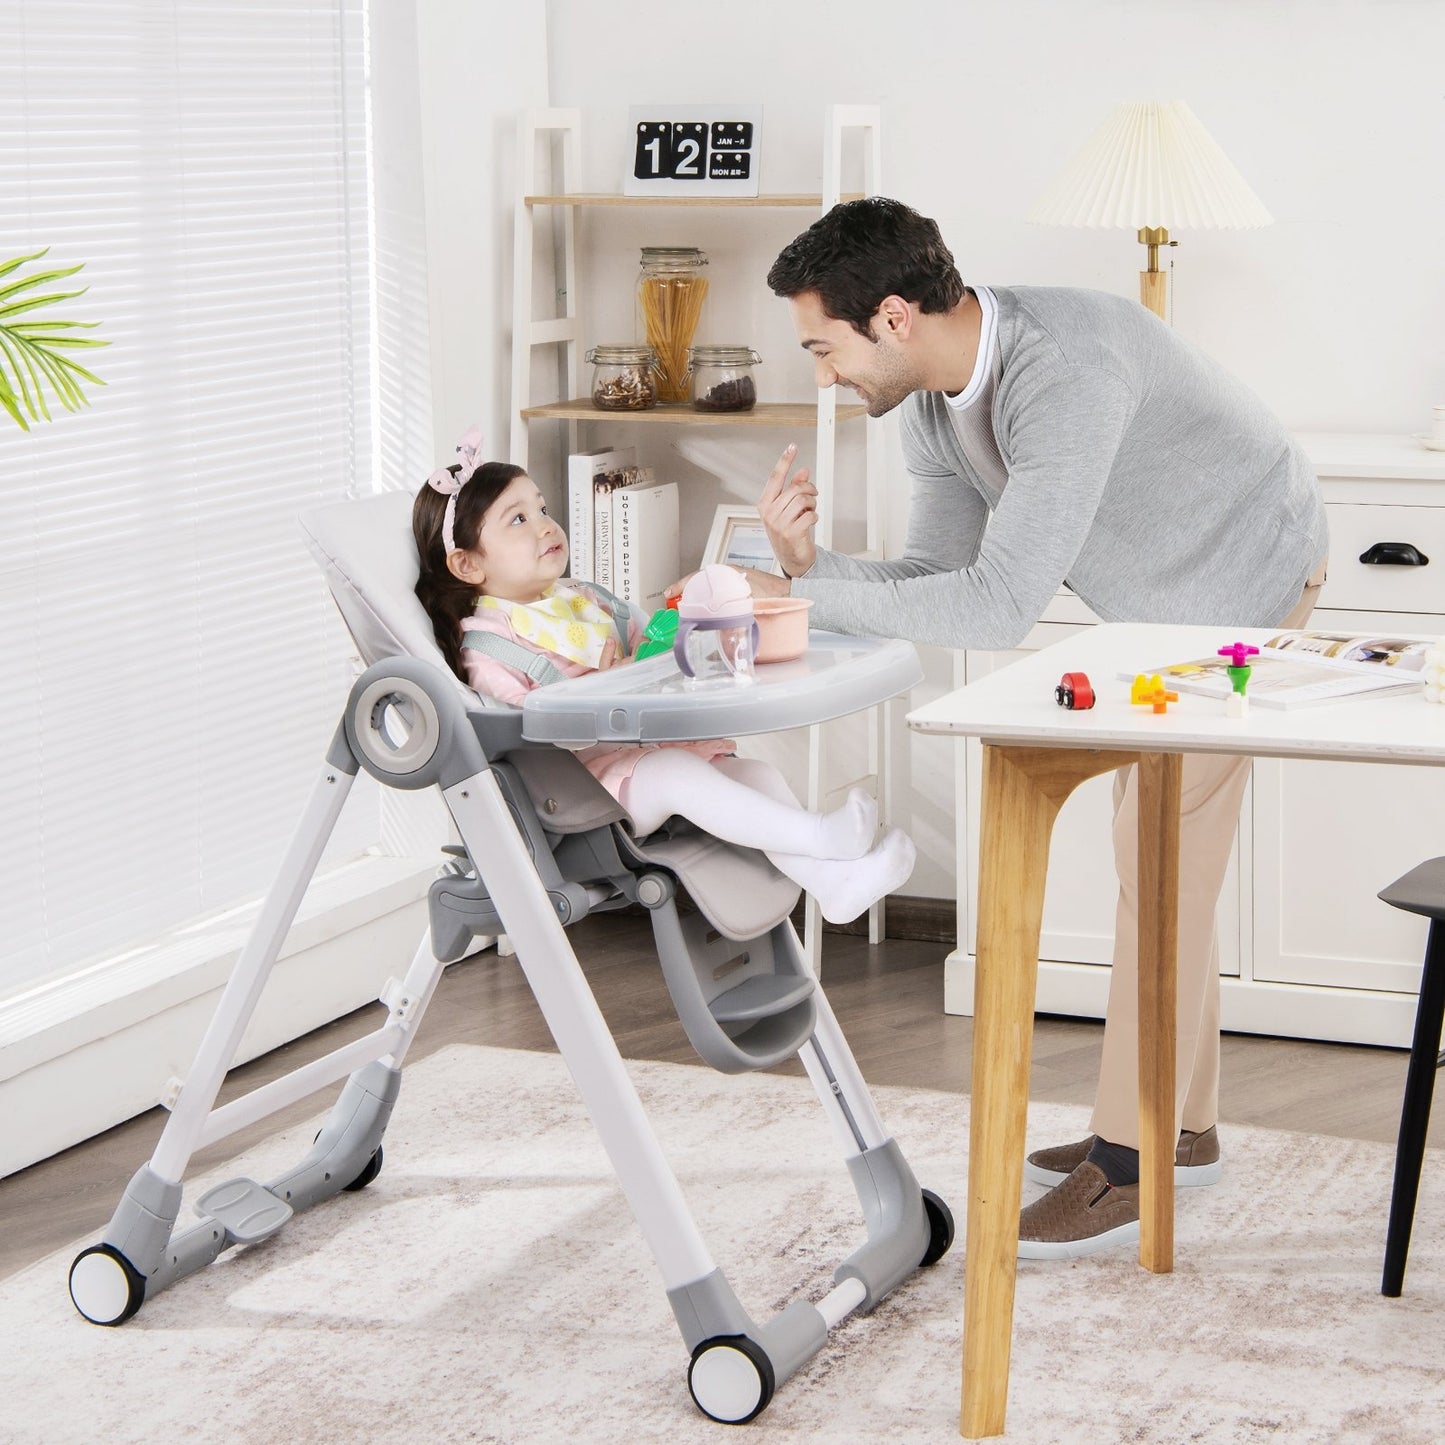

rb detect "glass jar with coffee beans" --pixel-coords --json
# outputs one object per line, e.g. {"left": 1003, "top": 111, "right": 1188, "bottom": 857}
{"left": 586, "top": 344, "right": 661, "bottom": 411}
{"left": 687, "top": 345, "right": 761, "bottom": 413}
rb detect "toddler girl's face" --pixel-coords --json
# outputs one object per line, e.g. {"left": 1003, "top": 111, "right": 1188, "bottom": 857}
{"left": 473, "top": 474, "right": 568, "bottom": 602}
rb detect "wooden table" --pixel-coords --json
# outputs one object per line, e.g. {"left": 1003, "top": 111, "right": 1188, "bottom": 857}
{"left": 907, "top": 622, "right": 1445, "bottom": 1438}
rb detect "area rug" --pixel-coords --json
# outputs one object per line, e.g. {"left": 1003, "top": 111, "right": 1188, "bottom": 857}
{"left": 1, "top": 1043, "right": 1441, "bottom": 1445}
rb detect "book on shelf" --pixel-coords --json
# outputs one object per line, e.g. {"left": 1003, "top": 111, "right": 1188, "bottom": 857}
{"left": 593, "top": 463, "right": 643, "bottom": 591}
{"left": 1123, "top": 629, "right": 1436, "bottom": 710}
{"left": 567, "top": 446, "right": 636, "bottom": 585}
{"left": 612, "top": 475, "right": 679, "bottom": 614}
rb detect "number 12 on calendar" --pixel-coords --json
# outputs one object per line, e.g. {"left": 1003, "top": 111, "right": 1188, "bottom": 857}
{"left": 624, "top": 106, "right": 761, "bottom": 197}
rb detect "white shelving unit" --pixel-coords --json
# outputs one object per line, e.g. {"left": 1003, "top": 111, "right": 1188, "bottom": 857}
{"left": 509, "top": 106, "right": 890, "bottom": 966}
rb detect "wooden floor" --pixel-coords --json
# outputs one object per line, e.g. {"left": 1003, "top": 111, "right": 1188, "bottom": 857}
{"left": 2, "top": 913, "right": 1434, "bottom": 1284}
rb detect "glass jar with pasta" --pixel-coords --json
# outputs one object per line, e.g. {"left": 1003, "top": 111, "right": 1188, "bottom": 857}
{"left": 637, "top": 247, "right": 709, "bottom": 403}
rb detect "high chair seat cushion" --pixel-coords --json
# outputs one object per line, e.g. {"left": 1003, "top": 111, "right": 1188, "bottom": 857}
{"left": 617, "top": 822, "right": 801, "bottom": 942}
{"left": 508, "top": 747, "right": 630, "bottom": 834}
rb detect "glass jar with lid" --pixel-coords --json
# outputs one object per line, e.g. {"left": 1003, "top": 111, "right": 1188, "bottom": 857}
{"left": 585, "top": 344, "right": 660, "bottom": 411}
{"left": 688, "top": 345, "right": 761, "bottom": 412}
{"left": 637, "top": 247, "right": 709, "bottom": 403}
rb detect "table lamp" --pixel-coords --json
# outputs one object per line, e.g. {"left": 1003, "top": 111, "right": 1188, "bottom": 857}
{"left": 1027, "top": 100, "right": 1272, "bottom": 321}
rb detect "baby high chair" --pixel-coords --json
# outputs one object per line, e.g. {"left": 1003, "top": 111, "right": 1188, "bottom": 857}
{"left": 66, "top": 490, "right": 953, "bottom": 1425}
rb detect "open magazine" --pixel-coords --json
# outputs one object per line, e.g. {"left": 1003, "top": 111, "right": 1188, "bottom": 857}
{"left": 1124, "top": 630, "right": 1436, "bottom": 709}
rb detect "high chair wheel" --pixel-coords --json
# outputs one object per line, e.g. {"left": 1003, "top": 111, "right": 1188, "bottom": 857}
{"left": 919, "top": 1188, "right": 955, "bottom": 1267}
{"left": 688, "top": 1335, "right": 775, "bottom": 1424}
{"left": 69, "top": 1244, "right": 146, "bottom": 1326}
{"left": 343, "top": 1147, "right": 383, "bottom": 1192}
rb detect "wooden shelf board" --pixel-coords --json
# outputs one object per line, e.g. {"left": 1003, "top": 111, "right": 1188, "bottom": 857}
{"left": 525, "top": 193, "right": 862, "bottom": 209}
{"left": 520, "top": 400, "right": 866, "bottom": 427}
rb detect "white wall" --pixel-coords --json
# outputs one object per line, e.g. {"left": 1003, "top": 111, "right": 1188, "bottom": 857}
{"left": 415, "top": 1, "right": 550, "bottom": 456}
{"left": 421, "top": 0, "right": 1445, "bottom": 900}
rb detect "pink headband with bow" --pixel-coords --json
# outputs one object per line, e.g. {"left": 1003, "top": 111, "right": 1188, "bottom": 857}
{"left": 426, "top": 424, "right": 485, "bottom": 554}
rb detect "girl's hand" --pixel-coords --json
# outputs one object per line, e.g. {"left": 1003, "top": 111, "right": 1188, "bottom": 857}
{"left": 758, "top": 443, "right": 818, "bottom": 578}
{"left": 597, "top": 638, "right": 619, "bottom": 670}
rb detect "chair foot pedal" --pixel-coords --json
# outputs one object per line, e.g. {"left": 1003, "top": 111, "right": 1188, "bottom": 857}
{"left": 194, "top": 1178, "right": 293, "bottom": 1243}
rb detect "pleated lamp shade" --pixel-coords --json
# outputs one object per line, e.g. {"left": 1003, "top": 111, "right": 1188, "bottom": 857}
{"left": 1028, "top": 101, "right": 1272, "bottom": 231}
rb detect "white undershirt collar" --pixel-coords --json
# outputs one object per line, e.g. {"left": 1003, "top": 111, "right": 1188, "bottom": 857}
{"left": 942, "top": 286, "right": 997, "bottom": 412}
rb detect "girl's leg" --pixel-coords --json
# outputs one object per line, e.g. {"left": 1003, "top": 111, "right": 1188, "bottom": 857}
{"left": 619, "top": 748, "right": 876, "bottom": 859}
{"left": 704, "top": 755, "right": 917, "bottom": 924}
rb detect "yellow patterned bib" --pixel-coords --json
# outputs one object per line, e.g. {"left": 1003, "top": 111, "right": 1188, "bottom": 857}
{"left": 476, "top": 585, "right": 618, "bottom": 669}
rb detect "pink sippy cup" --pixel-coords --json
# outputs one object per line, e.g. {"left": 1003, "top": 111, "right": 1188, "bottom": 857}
{"left": 673, "top": 565, "right": 760, "bottom": 689}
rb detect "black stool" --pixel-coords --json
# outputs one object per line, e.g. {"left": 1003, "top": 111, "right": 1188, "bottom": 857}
{"left": 1378, "top": 856, "right": 1445, "bottom": 1297}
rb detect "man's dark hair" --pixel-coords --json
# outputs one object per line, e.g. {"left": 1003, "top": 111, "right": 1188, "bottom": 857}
{"left": 766, "top": 196, "right": 967, "bottom": 335}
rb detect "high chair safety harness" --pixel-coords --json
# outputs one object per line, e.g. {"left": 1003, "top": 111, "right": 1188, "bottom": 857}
{"left": 66, "top": 491, "right": 954, "bottom": 1427}
{"left": 461, "top": 580, "right": 636, "bottom": 685}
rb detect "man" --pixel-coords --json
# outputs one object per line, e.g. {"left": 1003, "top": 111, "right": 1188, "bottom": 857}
{"left": 750, "top": 196, "right": 1328, "bottom": 1260}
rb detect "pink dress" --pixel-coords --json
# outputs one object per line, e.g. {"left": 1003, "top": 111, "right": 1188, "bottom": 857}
{"left": 458, "top": 584, "right": 735, "bottom": 800}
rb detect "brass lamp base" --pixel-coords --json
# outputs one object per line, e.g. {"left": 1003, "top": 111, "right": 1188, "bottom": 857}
{"left": 1137, "top": 226, "right": 1178, "bottom": 321}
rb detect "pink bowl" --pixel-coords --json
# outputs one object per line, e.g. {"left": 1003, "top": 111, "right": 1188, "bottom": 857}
{"left": 752, "top": 596, "right": 814, "bottom": 663}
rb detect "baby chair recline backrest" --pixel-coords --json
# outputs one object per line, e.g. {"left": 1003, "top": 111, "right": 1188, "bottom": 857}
{"left": 299, "top": 489, "right": 481, "bottom": 709}
{"left": 299, "top": 489, "right": 625, "bottom": 830}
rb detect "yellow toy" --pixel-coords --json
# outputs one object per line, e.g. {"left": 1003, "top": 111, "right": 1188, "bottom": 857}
{"left": 1130, "top": 673, "right": 1180, "bottom": 714}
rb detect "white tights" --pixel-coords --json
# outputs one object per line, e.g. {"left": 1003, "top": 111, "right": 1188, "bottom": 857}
{"left": 619, "top": 750, "right": 916, "bottom": 925}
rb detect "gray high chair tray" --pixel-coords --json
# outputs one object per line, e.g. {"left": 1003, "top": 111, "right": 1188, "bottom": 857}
{"left": 521, "top": 632, "right": 922, "bottom": 745}
{"left": 66, "top": 490, "right": 952, "bottom": 1429}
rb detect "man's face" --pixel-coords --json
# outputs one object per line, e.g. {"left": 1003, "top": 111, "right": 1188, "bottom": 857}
{"left": 788, "top": 290, "right": 919, "bottom": 418}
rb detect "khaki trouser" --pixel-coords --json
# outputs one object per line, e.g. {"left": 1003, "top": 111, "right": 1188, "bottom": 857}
{"left": 1090, "top": 567, "right": 1326, "bottom": 1148}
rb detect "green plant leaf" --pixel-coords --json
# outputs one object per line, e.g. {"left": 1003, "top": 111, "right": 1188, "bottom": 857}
{"left": 51, "top": 354, "right": 106, "bottom": 389}
{"left": 0, "top": 252, "right": 106, "bottom": 428}
{"left": 18, "top": 337, "right": 83, "bottom": 411}
{"left": 0, "top": 367, "right": 25, "bottom": 430}
{"left": 29, "top": 337, "right": 103, "bottom": 404}
{"left": 17, "top": 320, "right": 106, "bottom": 335}
{"left": 0, "top": 330, "right": 40, "bottom": 419}
{"left": 0, "top": 265, "right": 84, "bottom": 304}
{"left": 0, "top": 290, "right": 89, "bottom": 320}
{"left": 0, "top": 249, "right": 50, "bottom": 282}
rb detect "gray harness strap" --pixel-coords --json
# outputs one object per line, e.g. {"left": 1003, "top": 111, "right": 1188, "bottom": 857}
{"left": 460, "top": 584, "right": 636, "bottom": 689}
{"left": 460, "top": 631, "right": 566, "bottom": 686}
{"left": 587, "top": 583, "right": 634, "bottom": 652}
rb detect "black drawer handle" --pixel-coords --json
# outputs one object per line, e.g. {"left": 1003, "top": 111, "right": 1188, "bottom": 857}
{"left": 1358, "top": 542, "right": 1429, "bottom": 567}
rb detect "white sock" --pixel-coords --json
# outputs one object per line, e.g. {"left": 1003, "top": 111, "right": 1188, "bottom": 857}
{"left": 812, "top": 786, "right": 878, "bottom": 860}
{"left": 766, "top": 828, "right": 917, "bottom": 924}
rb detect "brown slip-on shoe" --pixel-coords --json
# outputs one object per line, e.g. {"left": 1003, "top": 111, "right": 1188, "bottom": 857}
{"left": 1024, "top": 1125, "right": 1222, "bottom": 1189}
{"left": 1017, "top": 1161, "right": 1140, "bottom": 1260}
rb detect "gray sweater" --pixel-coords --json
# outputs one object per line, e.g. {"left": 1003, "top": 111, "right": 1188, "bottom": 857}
{"left": 793, "top": 286, "right": 1329, "bottom": 650}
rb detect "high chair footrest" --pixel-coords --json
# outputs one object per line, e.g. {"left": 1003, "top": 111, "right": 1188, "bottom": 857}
{"left": 709, "top": 974, "right": 816, "bottom": 1026}
{"left": 193, "top": 1179, "right": 293, "bottom": 1244}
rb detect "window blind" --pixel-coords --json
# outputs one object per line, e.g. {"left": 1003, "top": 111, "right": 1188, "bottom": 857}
{"left": 0, "top": 0, "right": 382, "bottom": 998}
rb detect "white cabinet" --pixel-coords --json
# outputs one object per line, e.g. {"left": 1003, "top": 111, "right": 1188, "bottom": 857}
{"left": 945, "top": 434, "right": 1445, "bottom": 1048}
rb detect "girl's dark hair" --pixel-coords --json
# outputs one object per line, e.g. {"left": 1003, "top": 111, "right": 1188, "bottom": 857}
{"left": 766, "top": 196, "right": 967, "bottom": 335}
{"left": 412, "top": 460, "right": 527, "bottom": 679}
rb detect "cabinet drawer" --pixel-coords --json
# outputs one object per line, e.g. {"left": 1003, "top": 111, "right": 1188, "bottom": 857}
{"left": 1319, "top": 504, "right": 1444, "bottom": 614}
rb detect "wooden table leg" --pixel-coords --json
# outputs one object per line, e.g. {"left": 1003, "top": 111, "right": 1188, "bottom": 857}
{"left": 1136, "top": 751, "right": 1182, "bottom": 1274}
{"left": 961, "top": 744, "right": 1135, "bottom": 1439}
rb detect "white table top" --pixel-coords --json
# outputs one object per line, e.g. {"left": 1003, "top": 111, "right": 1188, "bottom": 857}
{"left": 907, "top": 623, "right": 1445, "bottom": 766}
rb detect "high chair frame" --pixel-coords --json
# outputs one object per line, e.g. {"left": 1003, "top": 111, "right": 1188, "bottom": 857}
{"left": 67, "top": 646, "right": 952, "bottom": 1425}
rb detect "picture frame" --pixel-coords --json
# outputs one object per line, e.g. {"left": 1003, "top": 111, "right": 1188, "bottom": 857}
{"left": 701, "top": 505, "right": 783, "bottom": 576}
